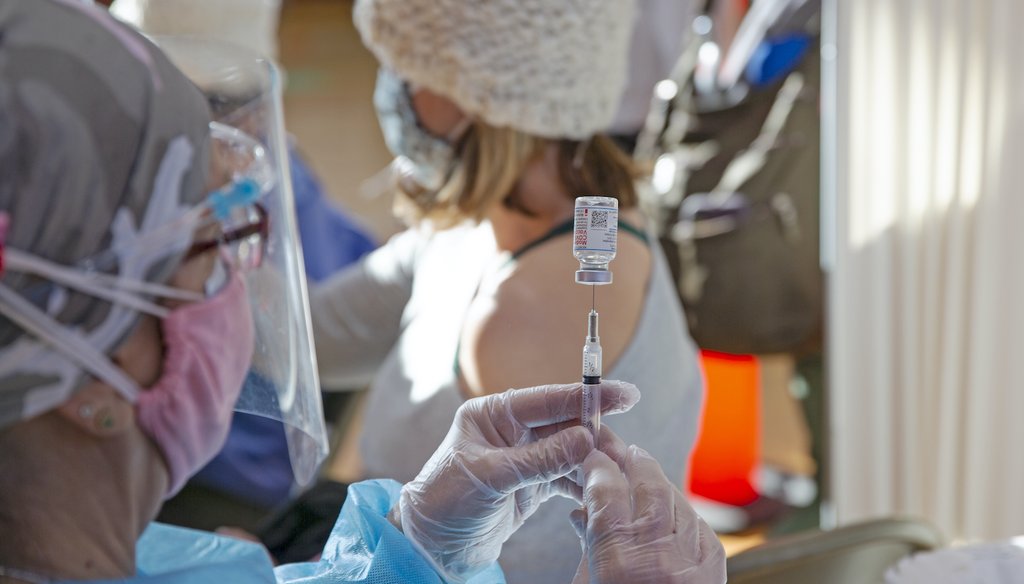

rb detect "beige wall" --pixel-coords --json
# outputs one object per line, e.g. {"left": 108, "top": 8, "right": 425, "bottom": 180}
{"left": 280, "top": 0, "right": 402, "bottom": 242}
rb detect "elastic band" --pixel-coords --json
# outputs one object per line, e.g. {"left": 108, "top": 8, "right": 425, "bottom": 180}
{"left": 5, "top": 249, "right": 175, "bottom": 319}
{"left": 0, "top": 283, "right": 140, "bottom": 401}
{"left": 572, "top": 138, "right": 592, "bottom": 170}
{"left": 81, "top": 270, "right": 204, "bottom": 301}
{"left": 446, "top": 116, "right": 474, "bottom": 143}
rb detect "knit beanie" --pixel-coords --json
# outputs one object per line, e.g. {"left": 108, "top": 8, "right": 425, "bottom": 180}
{"left": 354, "top": 0, "right": 638, "bottom": 140}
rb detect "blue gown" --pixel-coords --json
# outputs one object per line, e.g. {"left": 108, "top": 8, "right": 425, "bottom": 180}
{"left": 78, "top": 480, "right": 506, "bottom": 584}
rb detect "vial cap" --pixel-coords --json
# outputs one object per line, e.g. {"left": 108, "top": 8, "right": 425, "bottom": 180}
{"left": 576, "top": 269, "right": 613, "bottom": 285}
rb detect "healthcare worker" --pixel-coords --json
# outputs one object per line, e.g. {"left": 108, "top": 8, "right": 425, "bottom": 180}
{"left": 103, "top": 0, "right": 380, "bottom": 529}
{"left": 0, "top": 1, "right": 725, "bottom": 583}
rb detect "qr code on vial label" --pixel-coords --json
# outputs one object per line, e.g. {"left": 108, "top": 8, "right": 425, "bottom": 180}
{"left": 590, "top": 210, "right": 609, "bottom": 229}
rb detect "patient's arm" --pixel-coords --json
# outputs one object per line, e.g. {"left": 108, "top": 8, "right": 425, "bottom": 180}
{"left": 310, "top": 227, "right": 425, "bottom": 389}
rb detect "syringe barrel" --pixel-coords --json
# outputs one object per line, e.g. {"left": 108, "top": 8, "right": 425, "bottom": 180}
{"left": 581, "top": 338, "right": 602, "bottom": 442}
{"left": 581, "top": 382, "right": 601, "bottom": 444}
{"left": 582, "top": 339, "right": 602, "bottom": 379}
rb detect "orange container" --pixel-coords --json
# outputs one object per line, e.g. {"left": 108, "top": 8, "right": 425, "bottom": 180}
{"left": 688, "top": 350, "right": 761, "bottom": 506}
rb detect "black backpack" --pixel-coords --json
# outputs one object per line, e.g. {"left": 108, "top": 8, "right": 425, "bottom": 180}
{"left": 636, "top": 0, "right": 822, "bottom": 355}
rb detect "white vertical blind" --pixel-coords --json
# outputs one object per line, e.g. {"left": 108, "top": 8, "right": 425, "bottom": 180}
{"left": 829, "top": 0, "right": 1024, "bottom": 539}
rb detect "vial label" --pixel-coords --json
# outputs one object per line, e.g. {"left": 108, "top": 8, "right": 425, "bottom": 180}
{"left": 573, "top": 205, "right": 619, "bottom": 254}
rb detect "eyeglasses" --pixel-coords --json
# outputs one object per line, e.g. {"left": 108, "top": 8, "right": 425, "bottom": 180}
{"left": 185, "top": 203, "right": 269, "bottom": 271}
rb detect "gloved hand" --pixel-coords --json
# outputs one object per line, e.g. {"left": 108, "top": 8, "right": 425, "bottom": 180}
{"left": 393, "top": 380, "right": 641, "bottom": 583}
{"left": 571, "top": 428, "right": 727, "bottom": 584}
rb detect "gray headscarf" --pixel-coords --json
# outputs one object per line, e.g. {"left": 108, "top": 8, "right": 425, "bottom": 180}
{"left": 0, "top": 0, "right": 212, "bottom": 427}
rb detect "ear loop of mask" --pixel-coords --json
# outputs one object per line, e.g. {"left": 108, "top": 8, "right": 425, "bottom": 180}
{"left": 4, "top": 248, "right": 202, "bottom": 320}
{"left": 0, "top": 282, "right": 142, "bottom": 401}
{"left": 0, "top": 242, "right": 240, "bottom": 404}
{"left": 573, "top": 138, "right": 592, "bottom": 170}
{"left": 445, "top": 117, "right": 473, "bottom": 144}
{"left": 0, "top": 234, "right": 229, "bottom": 403}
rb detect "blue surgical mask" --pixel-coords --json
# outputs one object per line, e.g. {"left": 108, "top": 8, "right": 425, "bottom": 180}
{"left": 373, "top": 68, "right": 468, "bottom": 191}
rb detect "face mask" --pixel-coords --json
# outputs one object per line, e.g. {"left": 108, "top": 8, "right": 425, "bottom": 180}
{"left": 135, "top": 270, "right": 254, "bottom": 495}
{"left": 373, "top": 68, "right": 470, "bottom": 191}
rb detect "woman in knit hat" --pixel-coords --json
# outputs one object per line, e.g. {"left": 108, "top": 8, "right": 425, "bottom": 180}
{"left": 310, "top": 0, "right": 708, "bottom": 581}
{"left": 0, "top": 1, "right": 724, "bottom": 583}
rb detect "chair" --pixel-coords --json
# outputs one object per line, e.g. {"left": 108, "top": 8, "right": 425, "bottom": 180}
{"left": 727, "top": 517, "right": 945, "bottom": 584}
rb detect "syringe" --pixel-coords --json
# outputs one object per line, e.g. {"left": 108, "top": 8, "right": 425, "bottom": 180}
{"left": 573, "top": 195, "right": 618, "bottom": 447}
{"left": 581, "top": 309, "right": 602, "bottom": 445}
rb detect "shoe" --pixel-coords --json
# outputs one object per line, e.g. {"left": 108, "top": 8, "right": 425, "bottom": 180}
{"left": 689, "top": 467, "right": 818, "bottom": 534}
{"left": 689, "top": 494, "right": 753, "bottom": 534}
{"left": 755, "top": 465, "right": 817, "bottom": 508}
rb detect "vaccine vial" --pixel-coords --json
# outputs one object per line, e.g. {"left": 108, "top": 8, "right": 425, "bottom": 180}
{"left": 573, "top": 196, "right": 618, "bottom": 285}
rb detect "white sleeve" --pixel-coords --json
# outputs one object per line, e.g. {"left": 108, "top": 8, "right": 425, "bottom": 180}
{"left": 309, "top": 228, "right": 424, "bottom": 390}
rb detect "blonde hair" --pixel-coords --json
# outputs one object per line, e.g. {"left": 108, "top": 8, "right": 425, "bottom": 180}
{"left": 394, "top": 122, "right": 642, "bottom": 227}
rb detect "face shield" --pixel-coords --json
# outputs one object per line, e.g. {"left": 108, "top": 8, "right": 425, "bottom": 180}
{"left": 152, "top": 37, "right": 328, "bottom": 486}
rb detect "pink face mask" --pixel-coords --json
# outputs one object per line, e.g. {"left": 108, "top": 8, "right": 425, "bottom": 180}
{"left": 135, "top": 271, "right": 254, "bottom": 496}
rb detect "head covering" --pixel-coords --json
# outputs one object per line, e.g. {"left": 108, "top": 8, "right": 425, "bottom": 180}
{"left": 0, "top": 0, "right": 211, "bottom": 428}
{"left": 353, "top": 0, "right": 637, "bottom": 140}
{"left": 109, "top": 0, "right": 283, "bottom": 60}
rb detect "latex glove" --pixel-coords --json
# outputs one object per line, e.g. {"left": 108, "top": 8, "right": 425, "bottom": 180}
{"left": 394, "top": 380, "right": 641, "bottom": 583}
{"left": 571, "top": 428, "right": 726, "bottom": 584}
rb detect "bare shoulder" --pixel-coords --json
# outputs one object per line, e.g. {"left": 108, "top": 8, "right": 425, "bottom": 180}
{"left": 458, "top": 227, "right": 652, "bottom": 397}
